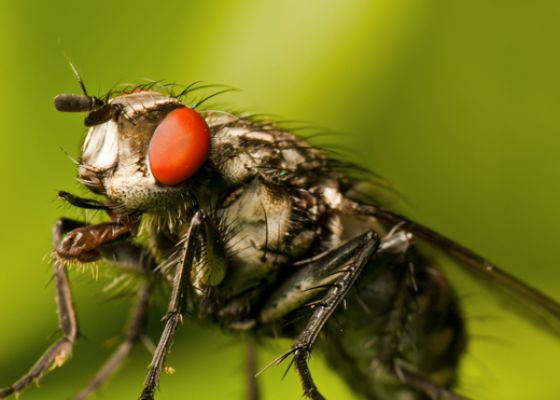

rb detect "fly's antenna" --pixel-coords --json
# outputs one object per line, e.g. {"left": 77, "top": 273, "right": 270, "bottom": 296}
{"left": 54, "top": 60, "right": 114, "bottom": 126}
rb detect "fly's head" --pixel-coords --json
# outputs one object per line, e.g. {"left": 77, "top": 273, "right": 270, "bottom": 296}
{"left": 54, "top": 90, "right": 212, "bottom": 211}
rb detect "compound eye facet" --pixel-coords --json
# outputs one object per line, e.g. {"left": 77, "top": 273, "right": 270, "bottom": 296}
{"left": 149, "top": 107, "right": 211, "bottom": 185}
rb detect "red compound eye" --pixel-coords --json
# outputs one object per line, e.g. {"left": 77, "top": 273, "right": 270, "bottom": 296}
{"left": 149, "top": 107, "right": 211, "bottom": 185}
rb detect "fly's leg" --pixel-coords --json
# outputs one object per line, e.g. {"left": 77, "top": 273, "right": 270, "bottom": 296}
{"left": 372, "top": 272, "right": 467, "bottom": 400}
{"left": 354, "top": 241, "right": 466, "bottom": 400}
{"left": 139, "top": 210, "right": 206, "bottom": 400}
{"left": 394, "top": 366, "right": 468, "bottom": 400}
{"left": 68, "top": 219, "right": 158, "bottom": 399}
{"left": 0, "top": 216, "right": 154, "bottom": 399}
{"left": 260, "top": 225, "right": 466, "bottom": 400}
{"left": 0, "top": 219, "right": 81, "bottom": 398}
{"left": 373, "top": 265, "right": 411, "bottom": 368}
{"left": 259, "top": 231, "right": 420, "bottom": 399}
{"left": 74, "top": 280, "right": 154, "bottom": 400}
{"left": 369, "top": 245, "right": 467, "bottom": 400}
{"left": 373, "top": 240, "right": 420, "bottom": 370}
{"left": 246, "top": 338, "right": 260, "bottom": 400}
{"left": 64, "top": 217, "right": 161, "bottom": 399}
{"left": 56, "top": 219, "right": 137, "bottom": 263}
{"left": 275, "top": 231, "right": 380, "bottom": 400}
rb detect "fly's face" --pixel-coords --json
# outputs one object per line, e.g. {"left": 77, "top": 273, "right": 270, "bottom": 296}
{"left": 56, "top": 91, "right": 212, "bottom": 210}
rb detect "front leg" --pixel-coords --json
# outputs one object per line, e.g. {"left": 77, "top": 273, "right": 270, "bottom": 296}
{"left": 57, "top": 217, "right": 137, "bottom": 262}
{"left": 0, "top": 219, "right": 81, "bottom": 398}
{"left": 0, "top": 217, "right": 147, "bottom": 399}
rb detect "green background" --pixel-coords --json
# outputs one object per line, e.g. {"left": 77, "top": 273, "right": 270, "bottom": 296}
{"left": 1, "top": 1, "right": 559, "bottom": 399}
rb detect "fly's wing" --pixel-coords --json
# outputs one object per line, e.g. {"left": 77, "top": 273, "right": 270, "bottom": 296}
{"left": 351, "top": 202, "right": 560, "bottom": 337}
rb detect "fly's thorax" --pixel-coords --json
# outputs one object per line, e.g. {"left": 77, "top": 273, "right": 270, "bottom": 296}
{"left": 206, "top": 113, "right": 329, "bottom": 187}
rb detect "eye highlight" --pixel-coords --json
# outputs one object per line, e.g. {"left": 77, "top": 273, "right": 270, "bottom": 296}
{"left": 149, "top": 107, "right": 211, "bottom": 185}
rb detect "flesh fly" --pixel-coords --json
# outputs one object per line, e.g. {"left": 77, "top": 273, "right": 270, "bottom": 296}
{"left": 1, "top": 80, "right": 559, "bottom": 400}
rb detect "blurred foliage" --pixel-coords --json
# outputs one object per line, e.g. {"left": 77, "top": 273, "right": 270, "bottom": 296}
{"left": 0, "top": 0, "right": 559, "bottom": 399}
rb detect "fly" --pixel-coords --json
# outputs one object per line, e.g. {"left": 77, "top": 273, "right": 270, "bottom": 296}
{"left": 1, "top": 77, "right": 559, "bottom": 400}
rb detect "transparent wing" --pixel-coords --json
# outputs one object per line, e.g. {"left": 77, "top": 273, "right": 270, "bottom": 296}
{"left": 351, "top": 202, "right": 560, "bottom": 337}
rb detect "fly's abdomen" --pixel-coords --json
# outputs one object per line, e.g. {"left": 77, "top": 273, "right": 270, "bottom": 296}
{"left": 320, "top": 257, "right": 466, "bottom": 399}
